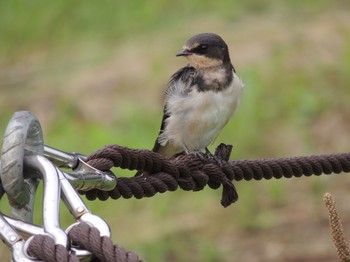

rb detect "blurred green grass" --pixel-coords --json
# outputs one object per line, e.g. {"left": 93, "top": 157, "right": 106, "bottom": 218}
{"left": 1, "top": 0, "right": 349, "bottom": 59}
{"left": 1, "top": 1, "right": 350, "bottom": 261}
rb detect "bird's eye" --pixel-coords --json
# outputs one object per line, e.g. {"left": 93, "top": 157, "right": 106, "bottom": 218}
{"left": 200, "top": 44, "right": 208, "bottom": 50}
{"left": 191, "top": 44, "right": 209, "bottom": 54}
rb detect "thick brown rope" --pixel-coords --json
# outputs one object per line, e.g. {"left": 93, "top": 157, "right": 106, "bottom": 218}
{"left": 68, "top": 222, "right": 143, "bottom": 262}
{"left": 80, "top": 143, "right": 350, "bottom": 207}
{"left": 27, "top": 235, "right": 79, "bottom": 262}
{"left": 27, "top": 223, "right": 143, "bottom": 262}
{"left": 25, "top": 145, "right": 350, "bottom": 261}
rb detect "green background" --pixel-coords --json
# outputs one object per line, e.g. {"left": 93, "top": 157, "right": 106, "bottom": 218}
{"left": 1, "top": 1, "right": 350, "bottom": 261}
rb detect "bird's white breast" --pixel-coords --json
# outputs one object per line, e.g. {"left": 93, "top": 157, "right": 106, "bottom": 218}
{"left": 159, "top": 72, "right": 243, "bottom": 153}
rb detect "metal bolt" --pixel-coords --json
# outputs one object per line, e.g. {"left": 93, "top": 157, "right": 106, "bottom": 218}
{"left": 76, "top": 207, "right": 85, "bottom": 214}
{"left": 9, "top": 235, "right": 17, "bottom": 242}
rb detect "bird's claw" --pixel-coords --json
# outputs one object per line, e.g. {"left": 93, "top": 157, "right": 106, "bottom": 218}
{"left": 192, "top": 150, "right": 207, "bottom": 161}
{"left": 192, "top": 148, "right": 224, "bottom": 167}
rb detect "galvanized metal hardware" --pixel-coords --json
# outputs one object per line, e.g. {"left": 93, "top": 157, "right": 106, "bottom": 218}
{"left": 0, "top": 111, "right": 113, "bottom": 261}
{"left": 0, "top": 212, "right": 38, "bottom": 262}
{"left": 44, "top": 145, "right": 117, "bottom": 191}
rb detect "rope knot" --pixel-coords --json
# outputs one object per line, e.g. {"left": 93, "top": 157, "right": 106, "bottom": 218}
{"left": 81, "top": 143, "right": 350, "bottom": 208}
{"left": 82, "top": 144, "right": 238, "bottom": 207}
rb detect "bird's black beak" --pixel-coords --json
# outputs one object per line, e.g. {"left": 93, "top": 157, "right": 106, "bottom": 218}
{"left": 176, "top": 49, "right": 192, "bottom": 57}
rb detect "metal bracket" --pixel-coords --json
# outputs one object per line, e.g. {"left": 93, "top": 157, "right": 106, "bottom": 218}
{"left": 0, "top": 111, "right": 114, "bottom": 261}
{"left": 44, "top": 145, "right": 117, "bottom": 191}
{"left": 0, "top": 211, "right": 44, "bottom": 262}
{"left": 58, "top": 167, "right": 111, "bottom": 237}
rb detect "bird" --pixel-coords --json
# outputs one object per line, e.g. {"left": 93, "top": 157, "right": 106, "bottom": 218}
{"left": 152, "top": 33, "right": 243, "bottom": 162}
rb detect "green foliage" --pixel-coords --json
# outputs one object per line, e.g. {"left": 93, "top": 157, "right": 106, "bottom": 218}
{"left": 139, "top": 234, "right": 226, "bottom": 262}
{"left": 0, "top": 0, "right": 348, "bottom": 57}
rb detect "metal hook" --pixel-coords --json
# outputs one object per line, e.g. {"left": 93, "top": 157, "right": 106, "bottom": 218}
{"left": 4, "top": 215, "right": 92, "bottom": 261}
{"left": 4, "top": 215, "right": 44, "bottom": 237}
{"left": 23, "top": 155, "right": 68, "bottom": 248}
{"left": 44, "top": 145, "right": 117, "bottom": 191}
{"left": 44, "top": 145, "right": 84, "bottom": 169}
{"left": 57, "top": 168, "right": 111, "bottom": 237}
{"left": 0, "top": 212, "right": 38, "bottom": 262}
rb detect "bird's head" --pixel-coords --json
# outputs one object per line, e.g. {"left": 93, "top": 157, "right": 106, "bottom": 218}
{"left": 176, "top": 33, "right": 231, "bottom": 69}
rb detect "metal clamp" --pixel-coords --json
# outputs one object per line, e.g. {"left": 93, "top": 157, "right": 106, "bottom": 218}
{"left": 0, "top": 111, "right": 113, "bottom": 261}
{"left": 44, "top": 145, "right": 117, "bottom": 191}
{"left": 58, "top": 167, "right": 111, "bottom": 237}
{"left": 0, "top": 212, "right": 38, "bottom": 262}
{"left": 4, "top": 215, "right": 92, "bottom": 260}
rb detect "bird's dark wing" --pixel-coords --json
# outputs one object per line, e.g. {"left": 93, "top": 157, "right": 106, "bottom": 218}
{"left": 152, "top": 66, "right": 196, "bottom": 155}
{"left": 166, "top": 65, "right": 196, "bottom": 96}
{"left": 151, "top": 110, "right": 169, "bottom": 152}
{"left": 169, "top": 65, "right": 196, "bottom": 86}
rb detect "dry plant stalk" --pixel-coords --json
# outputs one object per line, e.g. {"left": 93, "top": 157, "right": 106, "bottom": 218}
{"left": 323, "top": 192, "right": 350, "bottom": 262}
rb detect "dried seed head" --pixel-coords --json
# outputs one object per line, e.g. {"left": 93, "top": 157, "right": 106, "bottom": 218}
{"left": 324, "top": 193, "right": 350, "bottom": 262}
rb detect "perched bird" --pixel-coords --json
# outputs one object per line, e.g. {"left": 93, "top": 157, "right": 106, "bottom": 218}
{"left": 153, "top": 33, "right": 243, "bottom": 160}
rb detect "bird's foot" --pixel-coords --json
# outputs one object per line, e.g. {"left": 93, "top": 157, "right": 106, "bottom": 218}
{"left": 205, "top": 147, "right": 224, "bottom": 167}
{"left": 191, "top": 148, "right": 224, "bottom": 166}
{"left": 192, "top": 150, "right": 207, "bottom": 161}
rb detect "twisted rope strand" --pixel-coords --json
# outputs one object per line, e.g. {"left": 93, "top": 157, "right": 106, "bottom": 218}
{"left": 24, "top": 145, "right": 350, "bottom": 261}
{"left": 81, "top": 144, "right": 350, "bottom": 207}
{"left": 68, "top": 222, "right": 143, "bottom": 262}
{"left": 27, "top": 235, "right": 79, "bottom": 262}
{"left": 26, "top": 223, "right": 143, "bottom": 262}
